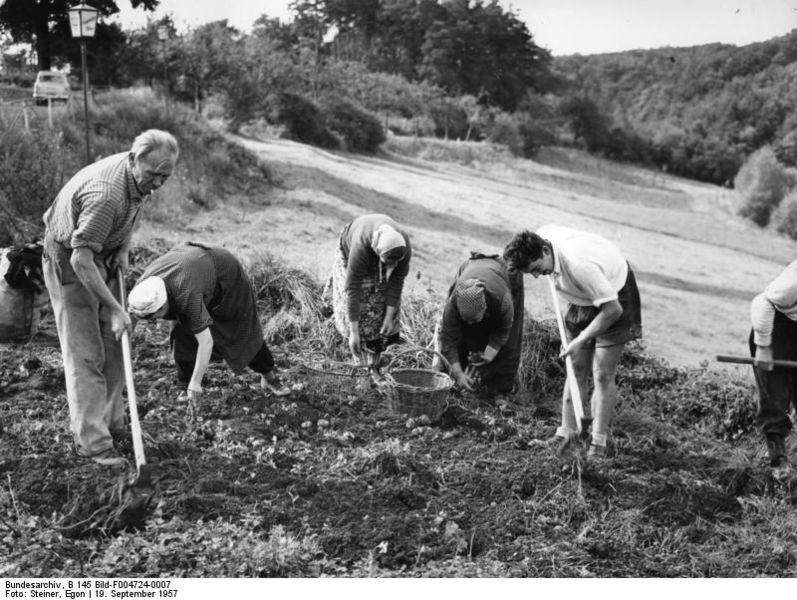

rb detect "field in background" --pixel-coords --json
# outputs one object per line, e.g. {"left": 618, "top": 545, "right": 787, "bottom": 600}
{"left": 136, "top": 135, "right": 797, "bottom": 369}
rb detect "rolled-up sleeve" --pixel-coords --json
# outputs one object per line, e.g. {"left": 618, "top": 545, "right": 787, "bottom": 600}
{"left": 751, "top": 264, "right": 797, "bottom": 346}
{"left": 751, "top": 293, "right": 776, "bottom": 347}
{"left": 571, "top": 262, "right": 618, "bottom": 307}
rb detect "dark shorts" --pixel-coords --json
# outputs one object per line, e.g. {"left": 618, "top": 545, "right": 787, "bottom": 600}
{"left": 565, "top": 264, "right": 642, "bottom": 348}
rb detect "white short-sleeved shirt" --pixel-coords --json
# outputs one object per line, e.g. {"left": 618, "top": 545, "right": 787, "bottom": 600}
{"left": 750, "top": 260, "right": 797, "bottom": 346}
{"left": 537, "top": 225, "right": 628, "bottom": 307}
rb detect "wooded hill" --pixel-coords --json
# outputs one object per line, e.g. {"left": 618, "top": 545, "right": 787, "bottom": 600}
{"left": 2, "top": 2, "right": 795, "bottom": 190}
{"left": 553, "top": 30, "right": 797, "bottom": 185}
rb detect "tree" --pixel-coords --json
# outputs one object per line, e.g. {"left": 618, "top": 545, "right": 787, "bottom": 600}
{"left": 175, "top": 20, "right": 241, "bottom": 112}
{"left": 121, "top": 18, "right": 176, "bottom": 88}
{"left": 0, "top": 0, "right": 158, "bottom": 71}
{"left": 560, "top": 96, "right": 609, "bottom": 152}
{"left": 220, "top": 34, "right": 298, "bottom": 131}
{"left": 735, "top": 146, "right": 792, "bottom": 227}
{"left": 418, "top": 0, "right": 551, "bottom": 111}
{"left": 60, "top": 21, "right": 129, "bottom": 85}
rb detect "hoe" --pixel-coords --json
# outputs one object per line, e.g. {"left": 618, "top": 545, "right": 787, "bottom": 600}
{"left": 548, "top": 276, "right": 592, "bottom": 444}
{"left": 116, "top": 268, "right": 158, "bottom": 523}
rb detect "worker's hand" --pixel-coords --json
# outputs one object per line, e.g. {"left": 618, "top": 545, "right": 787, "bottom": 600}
{"left": 110, "top": 306, "right": 132, "bottom": 340}
{"left": 107, "top": 248, "right": 129, "bottom": 273}
{"left": 348, "top": 330, "right": 362, "bottom": 362}
{"left": 470, "top": 346, "right": 498, "bottom": 367}
{"left": 186, "top": 386, "right": 203, "bottom": 399}
{"left": 754, "top": 345, "right": 774, "bottom": 371}
{"left": 379, "top": 314, "right": 398, "bottom": 337}
{"left": 455, "top": 369, "right": 476, "bottom": 392}
{"left": 560, "top": 335, "right": 587, "bottom": 359}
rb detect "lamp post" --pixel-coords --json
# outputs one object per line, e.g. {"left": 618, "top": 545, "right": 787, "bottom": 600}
{"left": 157, "top": 25, "right": 169, "bottom": 115}
{"left": 68, "top": 3, "right": 99, "bottom": 165}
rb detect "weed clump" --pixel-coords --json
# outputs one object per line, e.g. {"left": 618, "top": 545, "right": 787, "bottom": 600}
{"left": 0, "top": 125, "right": 73, "bottom": 245}
{"left": 619, "top": 346, "right": 757, "bottom": 441}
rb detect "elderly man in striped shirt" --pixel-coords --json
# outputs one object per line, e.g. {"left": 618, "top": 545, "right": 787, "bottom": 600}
{"left": 42, "top": 129, "right": 179, "bottom": 466}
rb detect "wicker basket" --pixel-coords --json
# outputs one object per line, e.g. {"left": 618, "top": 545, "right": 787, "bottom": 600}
{"left": 384, "top": 347, "right": 453, "bottom": 420}
{"left": 299, "top": 353, "right": 370, "bottom": 393}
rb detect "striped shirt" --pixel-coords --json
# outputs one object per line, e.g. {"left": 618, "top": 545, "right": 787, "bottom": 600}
{"left": 43, "top": 152, "right": 144, "bottom": 254}
{"left": 538, "top": 224, "right": 628, "bottom": 307}
{"left": 751, "top": 260, "right": 797, "bottom": 346}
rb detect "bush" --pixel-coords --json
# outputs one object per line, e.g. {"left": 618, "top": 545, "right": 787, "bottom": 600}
{"left": 0, "top": 125, "right": 75, "bottom": 245}
{"left": 770, "top": 188, "right": 797, "bottom": 240}
{"left": 271, "top": 93, "right": 338, "bottom": 149}
{"left": 324, "top": 98, "right": 386, "bottom": 154}
{"left": 485, "top": 112, "right": 523, "bottom": 156}
{"left": 734, "top": 146, "right": 792, "bottom": 226}
{"left": 429, "top": 99, "right": 469, "bottom": 140}
{"left": 0, "top": 87, "right": 273, "bottom": 245}
{"left": 86, "top": 88, "right": 272, "bottom": 205}
{"left": 618, "top": 348, "right": 757, "bottom": 442}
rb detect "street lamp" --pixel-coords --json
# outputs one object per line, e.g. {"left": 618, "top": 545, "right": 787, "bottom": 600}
{"left": 68, "top": 3, "right": 99, "bottom": 165}
{"left": 157, "top": 25, "right": 169, "bottom": 114}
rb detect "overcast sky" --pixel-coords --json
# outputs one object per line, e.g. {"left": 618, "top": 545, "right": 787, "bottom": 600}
{"left": 112, "top": 0, "right": 797, "bottom": 56}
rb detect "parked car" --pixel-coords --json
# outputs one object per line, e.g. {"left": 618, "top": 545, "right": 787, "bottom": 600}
{"left": 32, "top": 71, "right": 70, "bottom": 105}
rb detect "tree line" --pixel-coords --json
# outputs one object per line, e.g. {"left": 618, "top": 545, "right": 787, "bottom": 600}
{"left": 1, "top": 1, "right": 796, "bottom": 188}
{"left": 554, "top": 30, "right": 797, "bottom": 185}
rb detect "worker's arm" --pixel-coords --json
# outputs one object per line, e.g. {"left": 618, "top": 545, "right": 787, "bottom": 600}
{"left": 560, "top": 299, "right": 623, "bottom": 358}
{"left": 187, "top": 328, "right": 214, "bottom": 397}
{"left": 71, "top": 246, "right": 131, "bottom": 339}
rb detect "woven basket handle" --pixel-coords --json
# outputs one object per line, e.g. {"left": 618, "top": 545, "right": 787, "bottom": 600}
{"left": 384, "top": 345, "right": 452, "bottom": 376}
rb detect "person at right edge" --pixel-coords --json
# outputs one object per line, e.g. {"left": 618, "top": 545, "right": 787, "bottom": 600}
{"left": 749, "top": 260, "right": 797, "bottom": 480}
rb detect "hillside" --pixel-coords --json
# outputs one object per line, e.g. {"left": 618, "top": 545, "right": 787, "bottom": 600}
{"left": 136, "top": 136, "right": 797, "bottom": 370}
{"left": 553, "top": 29, "right": 797, "bottom": 183}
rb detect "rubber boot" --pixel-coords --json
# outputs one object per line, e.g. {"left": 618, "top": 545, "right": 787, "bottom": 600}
{"left": 766, "top": 434, "right": 792, "bottom": 481}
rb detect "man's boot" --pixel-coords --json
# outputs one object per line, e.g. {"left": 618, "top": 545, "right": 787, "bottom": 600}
{"left": 766, "top": 434, "right": 792, "bottom": 480}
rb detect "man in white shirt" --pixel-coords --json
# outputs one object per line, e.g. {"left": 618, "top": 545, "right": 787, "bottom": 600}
{"left": 749, "top": 260, "right": 797, "bottom": 479}
{"left": 503, "top": 225, "right": 642, "bottom": 458}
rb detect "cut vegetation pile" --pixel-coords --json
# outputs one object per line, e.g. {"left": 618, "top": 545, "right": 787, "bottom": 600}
{"left": 2, "top": 252, "right": 796, "bottom": 577}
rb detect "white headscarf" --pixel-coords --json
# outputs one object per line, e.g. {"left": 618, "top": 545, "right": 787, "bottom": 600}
{"left": 128, "top": 276, "right": 167, "bottom": 317}
{"left": 372, "top": 224, "right": 406, "bottom": 261}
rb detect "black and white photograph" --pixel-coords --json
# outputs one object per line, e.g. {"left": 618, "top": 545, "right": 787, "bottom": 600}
{"left": 1, "top": 0, "right": 797, "bottom": 583}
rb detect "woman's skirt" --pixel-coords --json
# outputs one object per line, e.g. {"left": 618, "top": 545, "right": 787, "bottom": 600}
{"left": 328, "top": 245, "right": 390, "bottom": 346}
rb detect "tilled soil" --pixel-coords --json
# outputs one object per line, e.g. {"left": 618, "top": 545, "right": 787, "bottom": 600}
{"left": 0, "top": 313, "right": 793, "bottom": 577}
